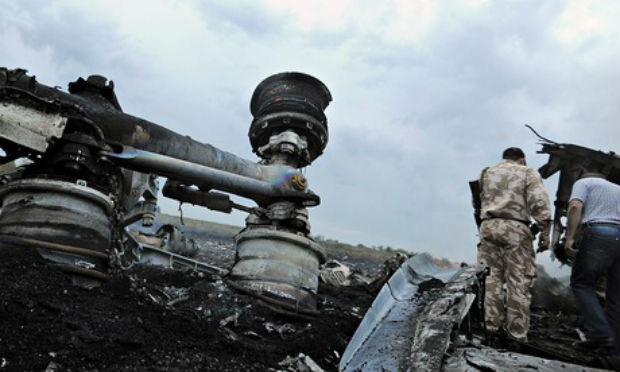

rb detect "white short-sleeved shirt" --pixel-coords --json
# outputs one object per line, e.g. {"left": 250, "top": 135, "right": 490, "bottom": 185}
{"left": 569, "top": 177, "right": 620, "bottom": 224}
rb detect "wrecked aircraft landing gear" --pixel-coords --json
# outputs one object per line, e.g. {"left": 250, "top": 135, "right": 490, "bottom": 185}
{"left": 230, "top": 72, "right": 332, "bottom": 316}
{"left": 0, "top": 68, "right": 331, "bottom": 316}
{"left": 230, "top": 227, "right": 326, "bottom": 317}
{"left": 0, "top": 179, "right": 114, "bottom": 283}
{"left": 0, "top": 92, "right": 124, "bottom": 285}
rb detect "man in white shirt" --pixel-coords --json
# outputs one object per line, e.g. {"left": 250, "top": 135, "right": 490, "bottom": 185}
{"left": 565, "top": 170, "right": 620, "bottom": 353}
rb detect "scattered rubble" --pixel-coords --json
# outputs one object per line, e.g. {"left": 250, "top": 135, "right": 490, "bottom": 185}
{"left": 319, "top": 260, "right": 372, "bottom": 287}
{"left": 0, "top": 237, "right": 375, "bottom": 371}
{"left": 264, "top": 322, "right": 297, "bottom": 339}
{"left": 2, "top": 229, "right": 618, "bottom": 371}
{"left": 320, "top": 260, "right": 353, "bottom": 286}
{"left": 276, "top": 353, "right": 326, "bottom": 372}
{"left": 442, "top": 344, "right": 610, "bottom": 372}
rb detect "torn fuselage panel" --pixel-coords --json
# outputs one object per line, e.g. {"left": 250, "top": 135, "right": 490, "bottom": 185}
{"left": 0, "top": 89, "right": 67, "bottom": 153}
{"left": 339, "top": 253, "right": 485, "bottom": 372}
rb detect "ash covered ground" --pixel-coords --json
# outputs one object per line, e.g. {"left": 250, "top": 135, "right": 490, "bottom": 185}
{"left": 0, "top": 219, "right": 606, "bottom": 371}
{"left": 0, "top": 225, "right": 379, "bottom": 372}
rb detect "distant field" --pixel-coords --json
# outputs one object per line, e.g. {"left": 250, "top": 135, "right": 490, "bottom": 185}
{"left": 156, "top": 214, "right": 242, "bottom": 240}
{"left": 312, "top": 236, "right": 410, "bottom": 265}
{"left": 156, "top": 214, "right": 407, "bottom": 265}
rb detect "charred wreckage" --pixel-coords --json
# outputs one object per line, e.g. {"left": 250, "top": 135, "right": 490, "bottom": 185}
{"left": 0, "top": 68, "right": 617, "bottom": 371}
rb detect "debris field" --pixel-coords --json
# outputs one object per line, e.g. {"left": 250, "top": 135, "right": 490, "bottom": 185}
{"left": 0, "top": 237, "right": 374, "bottom": 372}
{"left": 0, "top": 227, "right": 613, "bottom": 371}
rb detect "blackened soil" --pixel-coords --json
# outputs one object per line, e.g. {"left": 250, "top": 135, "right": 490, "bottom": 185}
{"left": 0, "top": 243, "right": 376, "bottom": 372}
{"left": 2, "top": 239, "right": 605, "bottom": 372}
{"left": 469, "top": 305, "right": 615, "bottom": 369}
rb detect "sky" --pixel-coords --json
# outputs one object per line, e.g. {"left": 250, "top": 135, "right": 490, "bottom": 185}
{"left": 1, "top": 0, "right": 618, "bottom": 276}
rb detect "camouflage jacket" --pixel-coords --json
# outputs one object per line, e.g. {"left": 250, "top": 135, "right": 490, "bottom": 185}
{"left": 480, "top": 159, "right": 551, "bottom": 226}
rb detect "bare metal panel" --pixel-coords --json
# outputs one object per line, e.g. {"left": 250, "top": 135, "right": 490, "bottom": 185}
{"left": 339, "top": 253, "right": 463, "bottom": 372}
{"left": 0, "top": 101, "right": 67, "bottom": 152}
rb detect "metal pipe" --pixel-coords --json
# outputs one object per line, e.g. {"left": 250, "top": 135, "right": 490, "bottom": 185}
{"left": 102, "top": 147, "right": 319, "bottom": 206}
{"left": 0, "top": 234, "right": 109, "bottom": 260}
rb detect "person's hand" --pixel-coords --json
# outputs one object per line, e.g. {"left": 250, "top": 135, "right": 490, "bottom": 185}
{"left": 536, "top": 232, "right": 550, "bottom": 253}
{"left": 565, "top": 237, "right": 578, "bottom": 262}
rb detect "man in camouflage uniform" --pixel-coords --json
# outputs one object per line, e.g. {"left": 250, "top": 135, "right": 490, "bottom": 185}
{"left": 478, "top": 147, "right": 551, "bottom": 341}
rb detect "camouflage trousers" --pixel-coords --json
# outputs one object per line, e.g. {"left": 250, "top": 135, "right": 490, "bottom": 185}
{"left": 478, "top": 219, "right": 536, "bottom": 340}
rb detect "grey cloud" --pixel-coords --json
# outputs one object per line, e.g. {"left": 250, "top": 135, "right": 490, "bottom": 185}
{"left": 5, "top": 3, "right": 137, "bottom": 72}
{"left": 290, "top": 0, "right": 617, "bottom": 263}
{"left": 195, "top": 0, "right": 285, "bottom": 37}
{"left": 0, "top": 0, "right": 617, "bottom": 268}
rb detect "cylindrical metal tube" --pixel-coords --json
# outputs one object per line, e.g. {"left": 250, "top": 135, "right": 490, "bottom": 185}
{"left": 103, "top": 147, "right": 319, "bottom": 206}
{"left": 229, "top": 227, "right": 326, "bottom": 316}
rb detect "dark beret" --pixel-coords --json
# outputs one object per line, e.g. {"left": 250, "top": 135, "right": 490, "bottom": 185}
{"left": 502, "top": 147, "right": 525, "bottom": 159}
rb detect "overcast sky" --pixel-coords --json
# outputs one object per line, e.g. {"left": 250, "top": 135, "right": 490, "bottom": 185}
{"left": 2, "top": 0, "right": 618, "bottom": 275}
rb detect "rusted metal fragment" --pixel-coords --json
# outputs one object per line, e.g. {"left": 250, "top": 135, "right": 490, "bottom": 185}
{"left": 339, "top": 253, "right": 472, "bottom": 372}
{"left": 441, "top": 346, "right": 609, "bottom": 372}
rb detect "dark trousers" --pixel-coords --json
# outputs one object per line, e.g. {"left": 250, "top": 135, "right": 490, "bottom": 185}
{"left": 570, "top": 224, "right": 620, "bottom": 352}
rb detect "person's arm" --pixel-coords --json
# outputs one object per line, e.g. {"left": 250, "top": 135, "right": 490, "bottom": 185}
{"left": 565, "top": 199, "right": 583, "bottom": 258}
{"left": 537, "top": 223, "right": 551, "bottom": 253}
{"left": 525, "top": 168, "right": 552, "bottom": 252}
{"left": 565, "top": 178, "right": 588, "bottom": 261}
